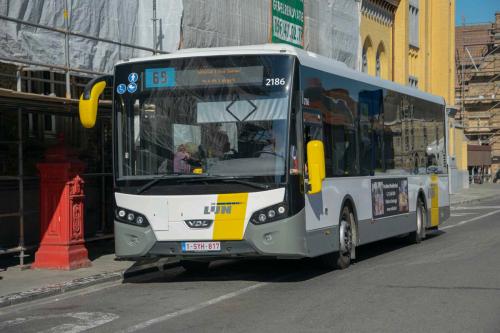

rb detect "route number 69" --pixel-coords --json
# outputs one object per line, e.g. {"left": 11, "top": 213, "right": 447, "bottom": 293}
{"left": 265, "top": 78, "right": 286, "bottom": 86}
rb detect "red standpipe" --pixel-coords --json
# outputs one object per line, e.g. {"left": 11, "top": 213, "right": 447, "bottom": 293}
{"left": 32, "top": 135, "right": 91, "bottom": 270}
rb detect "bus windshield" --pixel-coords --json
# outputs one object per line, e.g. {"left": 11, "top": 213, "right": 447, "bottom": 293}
{"left": 114, "top": 55, "right": 294, "bottom": 186}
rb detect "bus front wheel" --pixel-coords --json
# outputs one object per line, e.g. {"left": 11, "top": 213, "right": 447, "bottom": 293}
{"left": 319, "top": 206, "right": 355, "bottom": 270}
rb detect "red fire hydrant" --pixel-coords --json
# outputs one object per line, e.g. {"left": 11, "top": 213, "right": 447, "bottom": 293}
{"left": 32, "top": 135, "right": 91, "bottom": 270}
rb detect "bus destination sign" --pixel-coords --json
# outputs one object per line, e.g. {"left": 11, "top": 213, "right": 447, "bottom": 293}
{"left": 144, "top": 66, "right": 264, "bottom": 89}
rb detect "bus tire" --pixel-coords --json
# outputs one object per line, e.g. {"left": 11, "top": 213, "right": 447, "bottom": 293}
{"left": 408, "top": 199, "right": 426, "bottom": 244}
{"left": 180, "top": 260, "right": 210, "bottom": 273}
{"left": 319, "top": 206, "right": 354, "bottom": 270}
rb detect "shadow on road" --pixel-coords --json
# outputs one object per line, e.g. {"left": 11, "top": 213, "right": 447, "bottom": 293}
{"left": 123, "top": 231, "right": 445, "bottom": 285}
{"left": 124, "top": 257, "right": 324, "bottom": 285}
{"left": 355, "top": 229, "right": 444, "bottom": 262}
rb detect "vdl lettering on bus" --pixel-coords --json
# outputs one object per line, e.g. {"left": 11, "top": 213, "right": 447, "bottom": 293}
{"left": 79, "top": 44, "right": 450, "bottom": 271}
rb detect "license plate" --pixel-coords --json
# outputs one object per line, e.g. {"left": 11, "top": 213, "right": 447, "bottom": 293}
{"left": 181, "top": 241, "right": 221, "bottom": 252}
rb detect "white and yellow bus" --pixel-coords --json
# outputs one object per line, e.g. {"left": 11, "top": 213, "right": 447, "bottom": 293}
{"left": 80, "top": 44, "right": 450, "bottom": 271}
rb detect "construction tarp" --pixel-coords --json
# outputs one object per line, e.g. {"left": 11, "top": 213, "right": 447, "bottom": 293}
{"left": 304, "top": 0, "right": 360, "bottom": 69}
{"left": 0, "top": 0, "right": 359, "bottom": 74}
{"left": 0, "top": 0, "right": 183, "bottom": 74}
{"left": 181, "top": 0, "right": 360, "bottom": 69}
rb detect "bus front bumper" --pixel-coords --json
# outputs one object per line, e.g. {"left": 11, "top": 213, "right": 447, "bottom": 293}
{"left": 114, "top": 221, "right": 157, "bottom": 258}
{"left": 114, "top": 210, "right": 308, "bottom": 259}
{"left": 114, "top": 221, "right": 259, "bottom": 259}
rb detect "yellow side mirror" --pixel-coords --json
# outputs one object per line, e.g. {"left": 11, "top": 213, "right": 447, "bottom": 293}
{"left": 307, "top": 140, "right": 326, "bottom": 194}
{"left": 79, "top": 75, "right": 113, "bottom": 128}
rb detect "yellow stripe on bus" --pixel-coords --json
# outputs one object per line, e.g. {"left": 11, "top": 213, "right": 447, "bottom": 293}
{"left": 431, "top": 174, "right": 439, "bottom": 227}
{"left": 212, "top": 193, "right": 249, "bottom": 240}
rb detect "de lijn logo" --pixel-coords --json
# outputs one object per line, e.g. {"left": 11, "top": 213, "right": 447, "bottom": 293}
{"left": 204, "top": 202, "right": 241, "bottom": 215}
{"left": 117, "top": 72, "right": 139, "bottom": 95}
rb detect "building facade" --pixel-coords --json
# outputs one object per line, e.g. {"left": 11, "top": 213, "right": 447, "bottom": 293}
{"left": 360, "top": 0, "right": 398, "bottom": 80}
{"left": 456, "top": 13, "right": 500, "bottom": 180}
{"left": 361, "top": 0, "right": 455, "bottom": 103}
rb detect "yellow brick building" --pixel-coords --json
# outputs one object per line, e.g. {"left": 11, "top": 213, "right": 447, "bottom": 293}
{"left": 361, "top": 0, "right": 468, "bottom": 190}
{"left": 361, "top": 0, "right": 455, "bottom": 101}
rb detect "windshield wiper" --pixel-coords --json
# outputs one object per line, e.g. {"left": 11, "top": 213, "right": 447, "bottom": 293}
{"left": 181, "top": 176, "right": 270, "bottom": 190}
{"left": 221, "top": 178, "right": 270, "bottom": 190}
{"left": 135, "top": 174, "right": 187, "bottom": 194}
{"left": 136, "top": 175, "right": 271, "bottom": 194}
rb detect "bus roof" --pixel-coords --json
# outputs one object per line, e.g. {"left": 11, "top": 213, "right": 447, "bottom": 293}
{"left": 121, "top": 44, "right": 445, "bottom": 106}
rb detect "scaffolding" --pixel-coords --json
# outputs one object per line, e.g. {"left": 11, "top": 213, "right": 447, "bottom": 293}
{"left": 0, "top": 10, "right": 163, "bottom": 266}
{"left": 455, "top": 14, "right": 500, "bottom": 179}
{"left": 0, "top": 13, "right": 165, "bottom": 98}
{"left": 456, "top": 19, "right": 500, "bottom": 141}
{"left": 0, "top": 107, "right": 27, "bottom": 265}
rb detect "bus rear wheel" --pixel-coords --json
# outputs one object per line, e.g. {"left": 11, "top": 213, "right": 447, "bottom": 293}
{"left": 319, "top": 206, "right": 354, "bottom": 270}
{"left": 408, "top": 199, "right": 426, "bottom": 244}
{"left": 180, "top": 260, "right": 210, "bottom": 273}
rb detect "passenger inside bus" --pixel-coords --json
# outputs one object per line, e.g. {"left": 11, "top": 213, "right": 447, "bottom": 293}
{"left": 173, "top": 143, "right": 201, "bottom": 174}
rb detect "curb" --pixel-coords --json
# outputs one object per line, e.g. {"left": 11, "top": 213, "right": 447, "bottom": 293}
{"left": 0, "top": 259, "right": 179, "bottom": 309}
{"left": 450, "top": 194, "right": 499, "bottom": 206}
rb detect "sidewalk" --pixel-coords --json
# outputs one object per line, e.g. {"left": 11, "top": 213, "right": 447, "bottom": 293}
{"left": 0, "top": 241, "right": 176, "bottom": 308}
{"left": 450, "top": 183, "right": 500, "bottom": 205}
{"left": 1, "top": 184, "right": 499, "bottom": 309}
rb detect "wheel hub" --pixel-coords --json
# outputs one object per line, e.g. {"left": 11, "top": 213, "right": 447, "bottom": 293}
{"left": 417, "top": 205, "right": 423, "bottom": 235}
{"left": 339, "top": 219, "right": 352, "bottom": 255}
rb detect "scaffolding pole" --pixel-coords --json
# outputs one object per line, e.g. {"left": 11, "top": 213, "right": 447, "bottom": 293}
{"left": 17, "top": 107, "right": 26, "bottom": 267}
{"left": 0, "top": 14, "right": 165, "bottom": 55}
{"left": 64, "top": 0, "right": 71, "bottom": 99}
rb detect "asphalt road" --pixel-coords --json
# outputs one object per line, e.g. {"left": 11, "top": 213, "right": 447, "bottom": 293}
{"left": 1, "top": 198, "right": 500, "bottom": 333}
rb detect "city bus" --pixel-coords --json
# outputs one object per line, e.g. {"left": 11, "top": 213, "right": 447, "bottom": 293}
{"left": 79, "top": 44, "right": 450, "bottom": 271}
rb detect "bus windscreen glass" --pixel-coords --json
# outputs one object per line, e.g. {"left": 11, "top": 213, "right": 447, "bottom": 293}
{"left": 114, "top": 55, "right": 294, "bottom": 186}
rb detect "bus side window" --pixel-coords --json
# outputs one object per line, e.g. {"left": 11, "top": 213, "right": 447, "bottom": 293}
{"left": 359, "top": 89, "right": 383, "bottom": 176}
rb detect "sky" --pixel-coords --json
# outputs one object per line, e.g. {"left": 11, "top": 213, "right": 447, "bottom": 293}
{"left": 456, "top": 0, "right": 499, "bottom": 25}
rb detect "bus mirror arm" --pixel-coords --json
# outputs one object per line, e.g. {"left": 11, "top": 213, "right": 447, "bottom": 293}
{"left": 306, "top": 140, "right": 326, "bottom": 195}
{"left": 79, "top": 75, "right": 113, "bottom": 128}
{"left": 304, "top": 181, "right": 312, "bottom": 193}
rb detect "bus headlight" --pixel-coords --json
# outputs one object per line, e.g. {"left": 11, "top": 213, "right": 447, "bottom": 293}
{"left": 251, "top": 203, "right": 287, "bottom": 225}
{"left": 118, "top": 209, "right": 126, "bottom": 218}
{"left": 115, "top": 207, "right": 150, "bottom": 227}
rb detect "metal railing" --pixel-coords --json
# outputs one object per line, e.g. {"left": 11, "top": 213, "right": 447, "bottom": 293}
{"left": 0, "top": 114, "right": 115, "bottom": 266}
{"left": 0, "top": 8, "right": 165, "bottom": 266}
{"left": 0, "top": 108, "right": 27, "bottom": 266}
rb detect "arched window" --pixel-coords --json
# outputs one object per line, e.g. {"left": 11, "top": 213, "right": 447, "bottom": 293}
{"left": 362, "top": 51, "right": 368, "bottom": 73}
{"left": 362, "top": 37, "right": 373, "bottom": 74}
{"left": 376, "top": 42, "right": 387, "bottom": 79}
